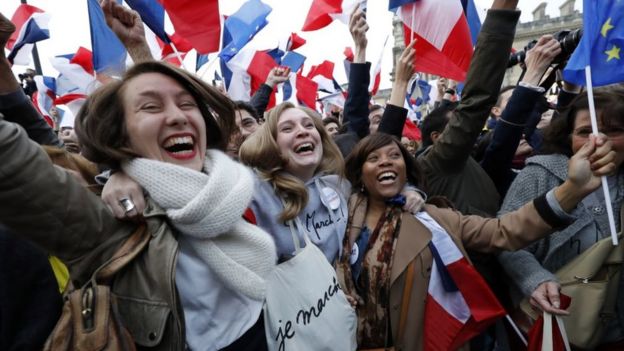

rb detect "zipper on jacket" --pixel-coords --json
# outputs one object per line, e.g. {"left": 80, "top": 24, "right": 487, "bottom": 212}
{"left": 169, "top": 242, "right": 185, "bottom": 350}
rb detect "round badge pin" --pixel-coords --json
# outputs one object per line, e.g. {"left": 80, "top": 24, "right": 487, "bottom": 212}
{"left": 321, "top": 187, "right": 341, "bottom": 210}
{"left": 349, "top": 243, "right": 359, "bottom": 265}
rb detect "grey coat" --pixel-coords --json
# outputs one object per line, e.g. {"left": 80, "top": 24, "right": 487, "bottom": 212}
{"left": 497, "top": 154, "right": 624, "bottom": 344}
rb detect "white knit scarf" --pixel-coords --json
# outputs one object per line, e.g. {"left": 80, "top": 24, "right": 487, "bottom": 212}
{"left": 122, "top": 150, "right": 276, "bottom": 300}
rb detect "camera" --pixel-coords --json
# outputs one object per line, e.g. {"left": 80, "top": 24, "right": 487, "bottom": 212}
{"left": 507, "top": 28, "right": 583, "bottom": 68}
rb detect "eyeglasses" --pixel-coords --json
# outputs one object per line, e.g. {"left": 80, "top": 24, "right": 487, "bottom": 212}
{"left": 573, "top": 127, "right": 624, "bottom": 138}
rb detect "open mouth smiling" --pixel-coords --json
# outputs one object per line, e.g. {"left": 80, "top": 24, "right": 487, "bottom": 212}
{"left": 294, "top": 142, "right": 315, "bottom": 154}
{"left": 377, "top": 171, "right": 398, "bottom": 184}
{"left": 162, "top": 135, "right": 196, "bottom": 159}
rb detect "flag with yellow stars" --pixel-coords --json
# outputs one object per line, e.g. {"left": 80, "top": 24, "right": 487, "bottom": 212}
{"left": 563, "top": 0, "right": 624, "bottom": 86}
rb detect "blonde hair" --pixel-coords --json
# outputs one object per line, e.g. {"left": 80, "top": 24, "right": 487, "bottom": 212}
{"left": 239, "top": 102, "right": 344, "bottom": 221}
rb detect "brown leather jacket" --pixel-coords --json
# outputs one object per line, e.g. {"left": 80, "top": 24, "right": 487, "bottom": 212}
{"left": 0, "top": 120, "right": 185, "bottom": 350}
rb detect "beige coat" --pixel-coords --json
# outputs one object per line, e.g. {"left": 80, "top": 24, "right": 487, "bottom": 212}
{"left": 338, "top": 200, "right": 555, "bottom": 351}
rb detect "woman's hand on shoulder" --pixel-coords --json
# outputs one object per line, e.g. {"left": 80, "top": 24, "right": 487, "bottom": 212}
{"left": 530, "top": 281, "right": 569, "bottom": 315}
{"left": 102, "top": 171, "right": 146, "bottom": 220}
{"left": 402, "top": 188, "right": 425, "bottom": 214}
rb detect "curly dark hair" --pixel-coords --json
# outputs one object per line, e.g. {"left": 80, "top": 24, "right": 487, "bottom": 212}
{"left": 541, "top": 87, "right": 624, "bottom": 157}
{"left": 75, "top": 61, "right": 235, "bottom": 169}
{"left": 345, "top": 133, "right": 425, "bottom": 193}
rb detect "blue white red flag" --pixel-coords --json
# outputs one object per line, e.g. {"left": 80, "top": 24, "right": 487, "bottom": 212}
{"left": 125, "top": 0, "right": 170, "bottom": 43}
{"left": 397, "top": 0, "right": 473, "bottom": 81}
{"left": 307, "top": 60, "right": 340, "bottom": 93}
{"left": 388, "top": 0, "right": 416, "bottom": 11}
{"left": 87, "top": 0, "right": 127, "bottom": 74}
{"left": 461, "top": 0, "right": 482, "bottom": 46}
{"left": 417, "top": 212, "right": 505, "bottom": 350}
{"left": 7, "top": 4, "right": 50, "bottom": 66}
{"left": 32, "top": 75, "right": 57, "bottom": 127}
{"left": 50, "top": 47, "right": 98, "bottom": 96}
{"left": 302, "top": 0, "right": 360, "bottom": 32}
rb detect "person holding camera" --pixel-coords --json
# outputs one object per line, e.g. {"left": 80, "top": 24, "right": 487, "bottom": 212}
{"left": 479, "top": 34, "right": 561, "bottom": 198}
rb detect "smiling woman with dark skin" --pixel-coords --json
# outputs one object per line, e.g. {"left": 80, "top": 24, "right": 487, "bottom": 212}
{"left": 337, "top": 132, "right": 616, "bottom": 350}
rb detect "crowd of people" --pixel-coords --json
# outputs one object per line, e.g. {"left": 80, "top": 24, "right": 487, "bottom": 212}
{"left": 1, "top": 0, "right": 623, "bottom": 350}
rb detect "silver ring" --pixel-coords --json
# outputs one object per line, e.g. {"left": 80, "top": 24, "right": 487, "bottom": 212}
{"left": 119, "top": 197, "right": 135, "bottom": 213}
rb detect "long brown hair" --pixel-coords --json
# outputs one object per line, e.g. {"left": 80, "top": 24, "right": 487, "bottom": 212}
{"left": 239, "top": 102, "right": 344, "bottom": 221}
{"left": 75, "top": 61, "right": 236, "bottom": 169}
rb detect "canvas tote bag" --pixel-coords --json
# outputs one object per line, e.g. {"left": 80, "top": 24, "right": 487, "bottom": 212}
{"left": 520, "top": 235, "right": 624, "bottom": 349}
{"left": 263, "top": 217, "right": 358, "bottom": 351}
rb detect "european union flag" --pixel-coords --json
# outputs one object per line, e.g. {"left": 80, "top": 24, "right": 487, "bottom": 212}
{"left": 563, "top": 0, "right": 624, "bottom": 86}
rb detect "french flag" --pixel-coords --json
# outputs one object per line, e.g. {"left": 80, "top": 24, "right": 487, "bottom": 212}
{"left": 417, "top": 212, "right": 505, "bottom": 350}
{"left": 7, "top": 4, "right": 50, "bottom": 66}
{"left": 369, "top": 35, "right": 390, "bottom": 96}
{"left": 125, "top": 0, "right": 170, "bottom": 43}
{"left": 32, "top": 75, "right": 57, "bottom": 127}
{"left": 226, "top": 49, "right": 279, "bottom": 104}
{"left": 398, "top": 0, "right": 473, "bottom": 81}
{"left": 307, "top": 60, "right": 341, "bottom": 94}
{"left": 87, "top": 0, "right": 127, "bottom": 74}
{"left": 50, "top": 47, "right": 98, "bottom": 96}
{"left": 302, "top": 0, "right": 359, "bottom": 32}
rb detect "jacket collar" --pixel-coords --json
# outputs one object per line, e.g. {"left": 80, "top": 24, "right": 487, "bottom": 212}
{"left": 390, "top": 212, "right": 431, "bottom": 286}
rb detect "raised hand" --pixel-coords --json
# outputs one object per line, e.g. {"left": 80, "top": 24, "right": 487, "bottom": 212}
{"left": 348, "top": 6, "right": 368, "bottom": 63}
{"left": 265, "top": 66, "right": 291, "bottom": 88}
{"left": 100, "top": 0, "right": 152, "bottom": 62}
{"left": 522, "top": 35, "right": 562, "bottom": 86}
{"left": 555, "top": 133, "right": 617, "bottom": 212}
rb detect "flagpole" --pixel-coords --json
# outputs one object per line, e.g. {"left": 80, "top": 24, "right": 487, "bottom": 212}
{"left": 410, "top": 4, "right": 416, "bottom": 43}
{"left": 504, "top": 315, "right": 528, "bottom": 346}
{"left": 585, "top": 65, "right": 619, "bottom": 246}
{"left": 169, "top": 42, "right": 188, "bottom": 71}
{"left": 20, "top": 0, "right": 42, "bottom": 75}
{"left": 198, "top": 55, "right": 220, "bottom": 81}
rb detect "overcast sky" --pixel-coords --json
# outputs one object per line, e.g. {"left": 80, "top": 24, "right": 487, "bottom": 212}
{"left": 0, "top": 0, "right": 582, "bottom": 90}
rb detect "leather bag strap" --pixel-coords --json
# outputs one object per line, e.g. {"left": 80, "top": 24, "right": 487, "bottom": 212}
{"left": 94, "top": 223, "right": 150, "bottom": 282}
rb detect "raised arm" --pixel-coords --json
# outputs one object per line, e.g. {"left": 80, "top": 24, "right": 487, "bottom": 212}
{"left": 342, "top": 6, "right": 371, "bottom": 138}
{"left": 481, "top": 35, "right": 561, "bottom": 196}
{"left": 423, "top": 2, "right": 520, "bottom": 173}
{"left": 0, "top": 13, "right": 61, "bottom": 147}
{"left": 101, "top": 0, "right": 153, "bottom": 63}
{"left": 377, "top": 40, "right": 416, "bottom": 138}
{"left": 250, "top": 66, "right": 289, "bottom": 117}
